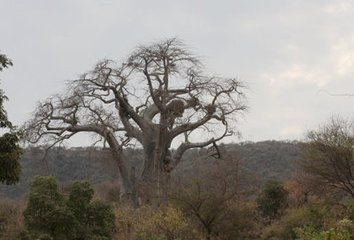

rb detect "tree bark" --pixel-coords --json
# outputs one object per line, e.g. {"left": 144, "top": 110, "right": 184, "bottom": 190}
{"left": 103, "top": 130, "right": 137, "bottom": 205}
{"left": 139, "top": 127, "right": 171, "bottom": 204}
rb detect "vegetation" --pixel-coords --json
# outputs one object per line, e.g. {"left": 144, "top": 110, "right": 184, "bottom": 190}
{"left": 0, "top": 134, "right": 353, "bottom": 239}
{"left": 20, "top": 176, "right": 115, "bottom": 240}
{"left": 0, "top": 200, "right": 24, "bottom": 239}
{"left": 301, "top": 118, "right": 354, "bottom": 197}
{"left": 3, "top": 39, "right": 354, "bottom": 239}
{"left": 256, "top": 178, "right": 288, "bottom": 219}
{"left": 0, "top": 141, "right": 299, "bottom": 199}
{"left": 0, "top": 52, "right": 22, "bottom": 185}
{"left": 0, "top": 53, "right": 13, "bottom": 71}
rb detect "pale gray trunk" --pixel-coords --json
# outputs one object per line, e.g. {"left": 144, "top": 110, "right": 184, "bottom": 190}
{"left": 105, "top": 131, "right": 137, "bottom": 205}
{"left": 140, "top": 124, "right": 171, "bottom": 204}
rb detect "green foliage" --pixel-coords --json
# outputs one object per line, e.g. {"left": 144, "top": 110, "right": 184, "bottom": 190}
{"left": 67, "top": 181, "right": 94, "bottom": 217}
{"left": 0, "top": 52, "right": 22, "bottom": 185}
{"left": 22, "top": 176, "right": 115, "bottom": 240}
{"left": 296, "top": 219, "right": 354, "bottom": 240}
{"left": 257, "top": 178, "right": 288, "bottom": 219}
{"left": 23, "top": 176, "right": 75, "bottom": 239}
{"left": 346, "top": 201, "right": 354, "bottom": 221}
{"left": 0, "top": 90, "right": 12, "bottom": 128}
{"left": 0, "top": 133, "right": 23, "bottom": 184}
{"left": 0, "top": 53, "right": 13, "bottom": 71}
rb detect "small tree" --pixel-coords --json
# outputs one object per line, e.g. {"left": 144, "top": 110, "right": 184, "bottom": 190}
{"left": 301, "top": 118, "right": 354, "bottom": 198}
{"left": 0, "top": 52, "right": 22, "bottom": 184}
{"left": 257, "top": 178, "right": 288, "bottom": 219}
{"left": 67, "top": 182, "right": 116, "bottom": 239}
{"left": 22, "top": 176, "right": 115, "bottom": 240}
{"left": 23, "top": 176, "right": 74, "bottom": 239}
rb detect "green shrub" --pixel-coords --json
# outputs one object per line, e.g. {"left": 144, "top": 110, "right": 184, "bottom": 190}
{"left": 296, "top": 218, "right": 354, "bottom": 240}
{"left": 21, "top": 176, "right": 115, "bottom": 240}
{"left": 23, "top": 176, "right": 74, "bottom": 239}
{"left": 257, "top": 178, "right": 288, "bottom": 219}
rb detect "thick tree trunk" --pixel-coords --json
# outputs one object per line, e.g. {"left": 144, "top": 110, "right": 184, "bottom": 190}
{"left": 140, "top": 133, "right": 171, "bottom": 204}
{"left": 111, "top": 121, "right": 170, "bottom": 205}
{"left": 112, "top": 150, "right": 137, "bottom": 205}
{"left": 139, "top": 150, "right": 169, "bottom": 204}
{"left": 105, "top": 131, "right": 138, "bottom": 206}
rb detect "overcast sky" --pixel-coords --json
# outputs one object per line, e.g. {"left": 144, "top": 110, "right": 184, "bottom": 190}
{"left": 2, "top": 0, "right": 354, "bottom": 145}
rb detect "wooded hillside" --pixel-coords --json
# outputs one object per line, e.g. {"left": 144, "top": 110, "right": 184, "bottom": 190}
{"left": 0, "top": 140, "right": 301, "bottom": 199}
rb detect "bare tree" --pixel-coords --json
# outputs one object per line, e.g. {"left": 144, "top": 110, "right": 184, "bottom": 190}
{"left": 23, "top": 38, "right": 246, "bottom": 202}
{"left": 301, "top": 117, "right": 354, "bottom": 198}
{"left": 170, "top": 153, "right": 259, "bottom": 240}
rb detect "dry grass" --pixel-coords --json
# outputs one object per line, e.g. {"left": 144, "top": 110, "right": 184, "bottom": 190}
{"left": 93, "top": 180, "right": 121, "bottom": 203}
{"left": 0, "top": 199, "right": 26, "bottom": 239}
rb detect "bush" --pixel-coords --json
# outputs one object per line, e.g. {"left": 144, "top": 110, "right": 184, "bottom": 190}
{"left": 114, "top": 205, "right": 136, "bottom": 239}
{"left": 23, "top": 176, "right": 74, "bottom": 239}
{"left": 113, "top": 204, "right": 201, "bottom": 240}
{"left": 214, "top": 201, "right": 261, "bottom": 240}
{"left": 296, "top": 218, "right": 354, "bottom": 240}
{"left": 135, "top": 205, "right": 201, "bottom": 240}
{"left": 257, "top": 178, "right": 288, "bottom": 219}
{"left": 21, "top": 176, "right": 115, "bottom": 240}
{"left": 261, "top": 204, "right": 325, "bottom": 240}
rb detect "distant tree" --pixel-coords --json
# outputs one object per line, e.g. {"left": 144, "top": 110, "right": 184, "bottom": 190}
{"left": 21, "top": 176, "right": 115, "bottom": 240}
{"left": 23, "top": 38, "right": 246, "bottom": 202}
{"left": 0, "top": 52, "right": 22, "bottom": 185}
{"left": 301, "top": 118, "right": 354, "bottom": 198}
{"left": 257, "top": 178, "right": 288, "bottom": 219}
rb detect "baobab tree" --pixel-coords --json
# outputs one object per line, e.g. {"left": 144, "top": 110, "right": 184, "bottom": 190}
{"left": 23, "top": 38, "right": 246, "bottom": 201}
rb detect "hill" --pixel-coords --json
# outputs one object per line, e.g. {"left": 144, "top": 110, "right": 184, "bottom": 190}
{"left": 0, "top": 141, "right": 302, "bottom": 199}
